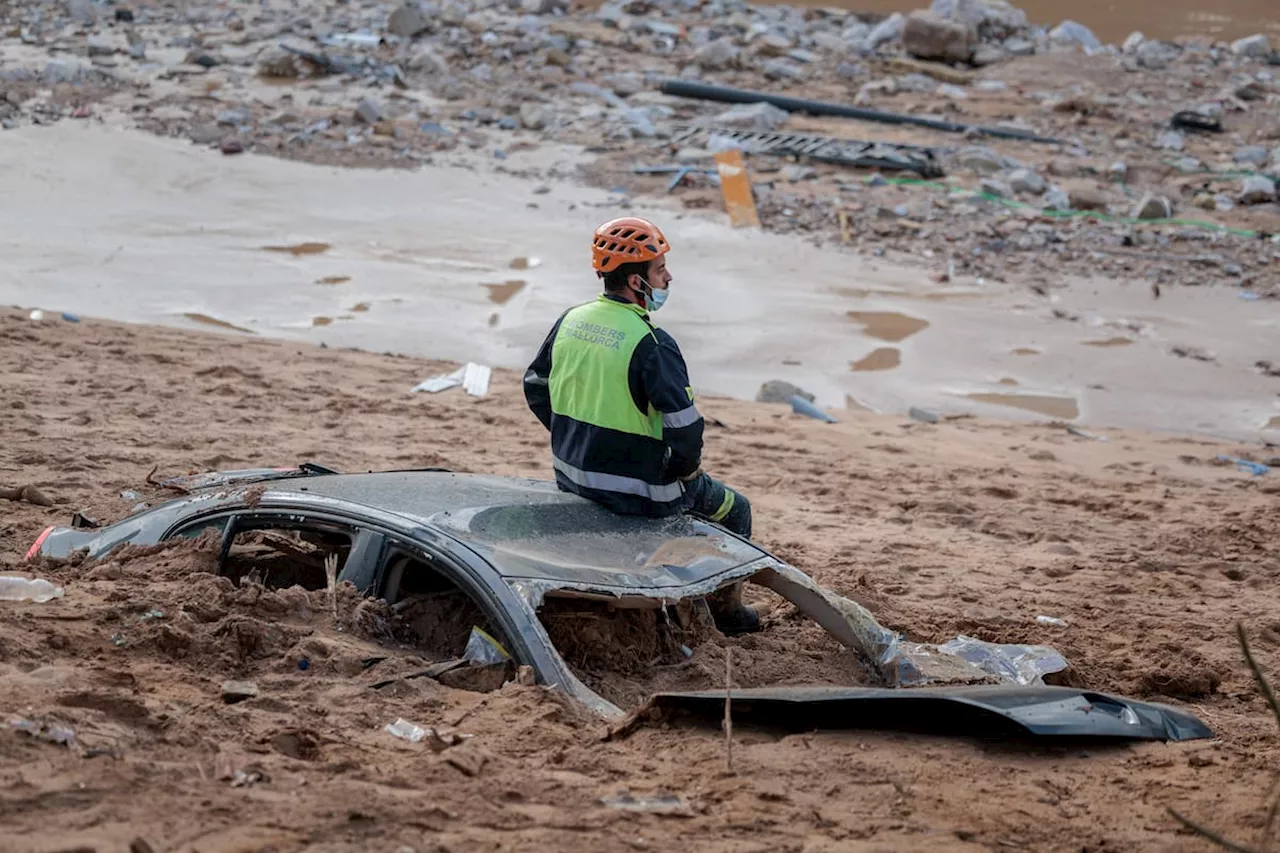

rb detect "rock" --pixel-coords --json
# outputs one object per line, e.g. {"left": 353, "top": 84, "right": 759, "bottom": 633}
{"left": 602, "top": 72, "right": 643, "bottom": 97}
{"left": 1068, "top": 187, "right": 1110, "bottom": 211}
{"left": 217, "top": 108, "right": 251, "bottom": 126}
{"left": 1236, "top": 82, "right": 1266, "bottom": 101}
{"left": 810, "top": 32, "right": 847, "bottom": 53}
{"left": 755, "top": 33, "right": 796, "bottom": 56}
{"left": 497, "top": 116, "right": 518, "bottom": 130}
{"left": 1048, "top": 20, "right": 1101, "bottom": 51}
{"left": 519, "top": 101, "right": 553, "bottom": 129}
{"left": 862, "top": 13, "right": 904, "bottom": 54}
{"left": 522, "top": 0, "right": 566, "bottom": 13}
{"left": 87, "top": 36, "right": 115, "bottom": 57}
{"left": 1108, "top": 161, "right": 1128, "bottom": 180}
{"left": 189, "top": 123, "right": 224, "bottom": 145}
{"left": 409, "top": 46, "right": 450, "bottom": 74}
{"left": 1008, "top": 168, "right": 1045, "bottom": 195}
{"left": 705, "top": 101, "right": 790, "bottom": 131}
{"left": 219, "top": 137, "right": 244, "bottom": 155}
{"left": 1231, "top": 34, "right": 1270, "bottom": 58}
{"left": 1132, "top": 193, "right": 1172, "bottom": 219}
{"left": 355, "top": 98, "right": 382, "bottom": 124}
{"left": 782, "top": 164, "right": 817, "bottom": 181}
{"left": 902, "top": 10, "right": 975, "bottom": 63}
{"left": 835, "top": 62, "right": 863, "bottom": 80}
{"left": 1234, "top": 146, "right": 1269, "bottom": 166}
{"left": 928, "top": 0, "right": 1027, "bottom": 39}
{"left": 1224, "top": 263, "right": 1243, "bottom": 276}
{"left": 757, "top": 380, "right": 814, "bottom": 404}
{"left": 1191, "top": 192, "right": 1216, "bottom": 210}
{"left": 979, "top": 178, "right": 1010, "bottom": 198}
{"left": 1003, "top": 37, "right": 1035, "bottom": 56}
{"left": 1136, "top": 40, "right": 1179, "bottom": 69}
{"left": 222, "top": 680, "right": 259, "bottom": 703}
{"left": 66, "top": 0, "right": 98, "bottom": 24}
{"left": 388, "top": 4, "right": 432, "bottom": 38}
{"left": 955, "top": 145, "right": 1004, "bottom": 174}
{"left": 1122, "top": 31, "right": 1144, "bottom": 52}
{"left": 1196, "top": 102, "right": 1224, "bottom": 119}
{"left": 971, "top": 44, "right": 1008, "bottom": 66}
{"left": 975, "top": 79, "right": 1008, "bottom": 92}
{"left": 1042, "top": 187, "right": 1070, "bottom": 211}
{"left": 1239, "top": 175, "right": 1276, "bottom": 204}
{"left": 1156, "top": 131, "right": 1184, "bottom": 151}
{"left": 762, "top": 58, "right": 806, "bottom": 82}
{"left": 694, "top": 38, "right": 740, "bottom": 70}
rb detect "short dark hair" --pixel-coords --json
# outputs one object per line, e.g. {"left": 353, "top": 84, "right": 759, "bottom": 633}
{"left": 601, "top": 261, "right": 649, "bottom": 293}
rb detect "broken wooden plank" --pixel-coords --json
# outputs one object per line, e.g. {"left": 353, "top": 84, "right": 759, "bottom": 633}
{"left": 713, "top": 149, "right": 761, "bottom": 228}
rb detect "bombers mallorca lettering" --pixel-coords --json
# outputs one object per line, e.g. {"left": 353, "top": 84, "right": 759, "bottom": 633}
{"left": 564, "top": 318, "right": 624, "bottom": 351}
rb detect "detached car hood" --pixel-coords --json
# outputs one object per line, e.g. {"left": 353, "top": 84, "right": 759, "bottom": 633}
{"left": 644, "top": 685, "right": 1212, "bottom": 742}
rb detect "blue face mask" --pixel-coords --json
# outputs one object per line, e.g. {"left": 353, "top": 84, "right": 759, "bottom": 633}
{"left": 638, "top": 277, "right": 668, "bottom": 312}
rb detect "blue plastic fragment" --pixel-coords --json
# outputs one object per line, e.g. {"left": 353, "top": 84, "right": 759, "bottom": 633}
{"left": 789, "top": 394, "right": 838, "bottom": 423}
{"left": 1217, "top": 455, "right": 1270, "bottom": 476}
{"left": 61, "top": 312, "right": 80, "bottom": 323}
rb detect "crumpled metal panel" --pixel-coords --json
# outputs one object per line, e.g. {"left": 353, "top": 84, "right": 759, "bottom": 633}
{"left": 643, "top": 685, "right": 1214, "bottom": 742}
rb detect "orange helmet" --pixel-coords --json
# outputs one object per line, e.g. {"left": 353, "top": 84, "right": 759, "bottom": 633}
{"left": 591, "top": 217, "right": 670, "bottom": 274}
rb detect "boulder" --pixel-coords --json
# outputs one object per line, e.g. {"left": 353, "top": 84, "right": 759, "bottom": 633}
{"left": 694, "top": 38, "right": 740, "bottom": 70}
{"left": 1008, "top": 168, "right": 1046, "bottom": 195}
{"left": 1132, "top": 193, "right": 1172, "bottom": 220}
{"left": 928, "top": 0, "right": 1027, "bottom": 39}
{"left": 388, "top": 4, "right": 432, "bottom": 37}
{"left": 902, "top": 10, "right": 976, "bottom": 63}
{"left": 1048, "top": 20, "right": 1101, "bottom": 51}
{"left": 862, "top": 13, "right": 904, "bottom": 53}
{"left": 1231, "top": 34, "right": 1270, "bottom": 58}
{"left": 1239, "top": 175, "right": 1276, "bottom": 205}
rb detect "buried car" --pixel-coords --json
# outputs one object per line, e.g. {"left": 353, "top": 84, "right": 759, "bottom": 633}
{"left": 26, "top": 464, "right": 1212, "bottom": 742}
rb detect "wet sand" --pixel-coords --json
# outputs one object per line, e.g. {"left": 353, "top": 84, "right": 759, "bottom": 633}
{"left": 2, "top": 309, "right": 1279, "bottom": 852}
{"left": 2, "top": 123, "right": 1278, "bottom": 441}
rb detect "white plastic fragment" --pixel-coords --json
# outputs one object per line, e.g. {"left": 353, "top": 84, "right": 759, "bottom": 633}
{"left": 411, "top": 362, "right": 491, "bottom": 397}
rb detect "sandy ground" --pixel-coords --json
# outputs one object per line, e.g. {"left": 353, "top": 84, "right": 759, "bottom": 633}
{"left": 2, "top": 307, "right": 1280, "bottom": 852}
{"left": 4, "top": 124, "right": 1279, "bottom": 441}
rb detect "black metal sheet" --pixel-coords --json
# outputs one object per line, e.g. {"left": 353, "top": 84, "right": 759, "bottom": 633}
{"left": 648, "top": 685, "right": 1213, "bottom": 742}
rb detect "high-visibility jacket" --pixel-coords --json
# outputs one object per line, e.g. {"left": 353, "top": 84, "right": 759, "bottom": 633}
{"left": 523, "top": 294, "right": 704, "bottom": 517}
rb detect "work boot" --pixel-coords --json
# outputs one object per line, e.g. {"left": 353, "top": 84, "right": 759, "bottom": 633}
{"left": 708, "top": 581, "right": 761, "bottom": 635}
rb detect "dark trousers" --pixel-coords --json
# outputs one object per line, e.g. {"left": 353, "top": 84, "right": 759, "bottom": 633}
{"left": 681, "top": 472, "right": 752, "bottom": 538}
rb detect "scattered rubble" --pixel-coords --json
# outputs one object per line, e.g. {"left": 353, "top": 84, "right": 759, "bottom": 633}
{"left": 0, "top": 0, "right": 1275, "bottom": 291}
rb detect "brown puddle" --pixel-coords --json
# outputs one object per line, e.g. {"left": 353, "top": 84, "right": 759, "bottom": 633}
{"left": 850, "top": 347, "right": 901, "bottom": 372}
{"left": 1267, "top": 416, "right": 1280, "bottom": 430}
{"left": 509, "top": 257, "right": 540, "bottom": 270}
{"left": 967, "top": 393, "right": 1080, "bottom": 420}
{"left": 482, "top": 279, "right": 527, "bottom": 305}
{"left": 350, "top": 303, "right": 370, "bottom": 313}
{"left": 998, "top": 377, "right": 1019, "bottom": 386}
{"left": 315, "top": 275, "right": 350, "bottom": 285}
{"left": 312, "top": 316, "right": 333, "bottom": 327}
{"left": 847, "top": 311, "right": 929, "bottom": 343}
{"left": 183, "top": 313, "right": 256, "bottom": 335}
{"left": 1083, "top": 337, "right": 1135, "bottom": 348}
{"left": 1012, "top": 347, "right": 1040, "bottom": 356}
{"left": 264, "top": 242, "right": 331, "bottom": 256}
{"left": 836, "top": 287, "right": 987, "bottom": 303}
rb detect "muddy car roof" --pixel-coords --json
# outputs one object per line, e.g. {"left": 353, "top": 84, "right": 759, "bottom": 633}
{"left": 268, "top": 471, "right": 769, "bottom": 590}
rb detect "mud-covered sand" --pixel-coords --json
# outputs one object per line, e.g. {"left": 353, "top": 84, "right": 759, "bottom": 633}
{"left": 2, "top": 307, "right": 1280, "bottom": 852}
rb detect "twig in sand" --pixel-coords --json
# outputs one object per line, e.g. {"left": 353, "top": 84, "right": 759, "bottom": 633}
{"left": 145, "top": 466, "right": 190, "bottom": 495}
{"left": 324, "top": 553, "right": 339, "bottom": 627}
{"left": 723, "top": 646, "right": 734, "bottom": 774}
{"left": 1163, "top": 622, "right": 1279, "bottom": 853}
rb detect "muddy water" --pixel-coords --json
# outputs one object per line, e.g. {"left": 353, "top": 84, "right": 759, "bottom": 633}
{"left": 4, "top": 123, "right": 1279, "bottom": 441}
{"left": 789, "top": 0, "right": 1279, "bottom": 43}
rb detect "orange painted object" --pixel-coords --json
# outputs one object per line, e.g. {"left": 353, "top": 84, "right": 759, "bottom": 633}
{"left": 713, "top": 150, "right": 761, "bottom": 228}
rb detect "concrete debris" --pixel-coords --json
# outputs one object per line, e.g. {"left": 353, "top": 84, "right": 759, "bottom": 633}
{"left": 902, "top": 10, "right": 976, "bottom": 63}
{"left": 1068, "top": 187, "right": 1110, "bottom": 212}
{"left": 980, "top": 178, "right": 1011, "bottom": 198}
{"left": 1239, "top": 176, "right": 1276, "bottom": 205}
{"left": 519, "top": 102, "right": 553, "bottom": 130}
{"left": 1008, "top": 168, "right": 1045, "bottom": 195}
{"left": 1156, "top": 131, "right": 1185, "bottom": 152}
{"left": 1042, "top": 187, "right": 1071, "bottom": 211}
{"left": 388, "top": 4, "right": 432, "bottom": 38}
{"left": 704, "top": 101, "right": 790, "bottom": 131}
{"left": 757, "top": 380, "right": 814, "bottom": 404}
{"left": 1132, "top": 193, "right": 1172, "bottom": 220}
{"left": 1048, "top": 20, "right": 1101, "bottom": 51}
{"left": 694, "top": 38, "right": 740, "bottom": 70}
{"left": 1233, "top": 146, "right": 1269, "bottom": 167}
{"left": 1122, "top": 32, "right": 1145, "bottom": 53}
{"left": 1231, "top": 34, "right": 1271, "bottom": 59}
{"left": 355, "top": 98, "right": 382, "bottom": 125}
{"left": 955, "top": 146, "right": 1005, "bottom": 174}
{"left": 862, "top": 13, "right": 905, "bottom": 54}
{"left": 929, "top": 0, "right": 1027, "bottom": 39}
